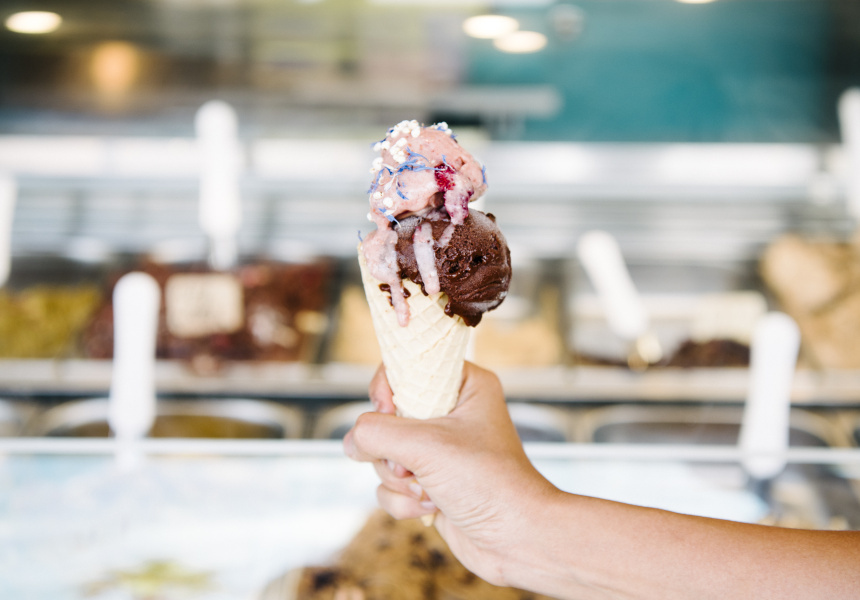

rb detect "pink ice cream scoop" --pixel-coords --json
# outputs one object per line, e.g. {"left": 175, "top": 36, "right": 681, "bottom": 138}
{"left": 360, "top": 120, "right": 508, "bottom": 328}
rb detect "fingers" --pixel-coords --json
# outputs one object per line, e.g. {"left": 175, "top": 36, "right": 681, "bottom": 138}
{"left": 372, "top": 457, "right": 436, "bottom": 521}
{"left": 345, "top": 360, "right": 507, "bottom": 471}
{"left": 369, "top": 364, "right": 396, "bottom": 414}
{"left": 458, "top": 361, "right": 506, "bottom": 412}
{"left": 374, "top": 457, "right": 412, "bottom": 481}
{"left": 343, "top": 411, "right": 435, "bottom": 472}
{"left": 376, "top": 484, "right": 437, "bottom": 521}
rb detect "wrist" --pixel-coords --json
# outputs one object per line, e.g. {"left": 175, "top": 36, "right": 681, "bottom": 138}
{"left": 497, "top": 486, "right": 586, "bottom": 598}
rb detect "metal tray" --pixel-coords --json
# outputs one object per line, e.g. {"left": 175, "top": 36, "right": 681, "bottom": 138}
{"left": 0, "top": 399, "right": 40, "bottom": 436}
{"left": 575, "top": 404, "right": 852, "bottom": 447}
{"left": 25, "top": 398, "right": 305, "bottom": 439}
{"left": 311, "top": 401, "right": 578, "bottom": 443}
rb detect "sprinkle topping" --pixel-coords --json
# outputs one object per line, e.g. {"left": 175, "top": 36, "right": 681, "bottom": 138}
{"left": 361, "top": 120, "right": 487, "bottom": 327}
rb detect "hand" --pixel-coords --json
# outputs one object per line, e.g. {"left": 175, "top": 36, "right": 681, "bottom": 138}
{"left": 344, "top": 363, "right": 860, "bottom": 600}
{"left": 343, "top": 361, "right": 559, "bottom": 586}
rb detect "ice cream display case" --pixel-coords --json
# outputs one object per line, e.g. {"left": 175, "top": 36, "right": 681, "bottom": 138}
{"left": 0, "top": 133, "right": 859, "bottom": 403}
{"left": 1, "top": 133, "right": 860, "bottom": 597}
{"left": 1, "top": 440, "right": 860, "bottom": 599}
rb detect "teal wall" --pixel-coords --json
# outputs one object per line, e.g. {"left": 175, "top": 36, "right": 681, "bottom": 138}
{"left": 467, "top": 1, "right": 838, "bottom": 142}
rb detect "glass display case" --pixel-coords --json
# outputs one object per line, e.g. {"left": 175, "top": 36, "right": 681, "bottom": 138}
{"left": 2, "top": 440, "right": 859, "bottom": 599}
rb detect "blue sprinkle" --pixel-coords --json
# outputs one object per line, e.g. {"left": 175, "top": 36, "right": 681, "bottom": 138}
{"left": 376, "top": 207, "right": 400, "bottom": 226}
{"left": 397, "top": 188, "right": 408, "bottom": 200}
{"left": 367, "top": 165, "right": 393, "bottom": 194}
{"left": 406, "top": 148, "right": 431, "bottom": 162}
{"left": 357, "top": 230, "right": 364, "bottom": 242}
{"left": 482, "top": 165, "right": 487, "bottom": 185}
{"left": 398, "top": 160, "right": 435, "bottom": 174}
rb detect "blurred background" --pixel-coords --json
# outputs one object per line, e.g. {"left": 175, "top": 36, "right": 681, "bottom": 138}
{"left": 3, "top": 2, "right": 860, "bottom": 596}
{"left": 1, "top": 0, "right": 858, "bottom": 141}
{"left": 0, "top": 0, "right": 858, "bottom": 373}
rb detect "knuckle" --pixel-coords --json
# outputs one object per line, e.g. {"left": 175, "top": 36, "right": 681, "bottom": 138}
{"left": 350, "top": 412, "right": 377, "bottom": 448}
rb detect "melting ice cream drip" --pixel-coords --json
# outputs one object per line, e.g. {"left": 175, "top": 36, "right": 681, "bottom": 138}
{"left": 361, "top": 120, "right": 492, "bottom": 327}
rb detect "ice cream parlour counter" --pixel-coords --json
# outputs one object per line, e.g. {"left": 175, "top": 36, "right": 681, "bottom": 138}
{"left": 2, "top": 439, "right": 860, "bottom": 599}
{"left": 2, "top": 249, "right": 860, "bottom": 406}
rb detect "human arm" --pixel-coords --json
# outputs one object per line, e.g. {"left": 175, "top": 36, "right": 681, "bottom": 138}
{"left": 343, "top": 362, "right": 860, "bottom": 599}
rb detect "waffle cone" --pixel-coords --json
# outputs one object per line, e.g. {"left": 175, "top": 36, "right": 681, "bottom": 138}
{"left": 358, "top": 246, "right": 469, "bottom": 419}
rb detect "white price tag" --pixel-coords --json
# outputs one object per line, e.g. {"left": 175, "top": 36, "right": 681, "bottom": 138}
{"left": 165, "top": 273, "right": 244, "bottom": 338}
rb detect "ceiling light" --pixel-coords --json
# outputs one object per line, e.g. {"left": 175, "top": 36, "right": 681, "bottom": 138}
{"left": 4, "top": 11, "right": 62, "bottom": 34}
{"left": 91, "top": 42, "right": 141, "bottom": 107}
{"left": 463, "top": 15, "right": 519, "bottom": 39}
{"left": 494, "top": 31, "right": 547, "bottom": 54}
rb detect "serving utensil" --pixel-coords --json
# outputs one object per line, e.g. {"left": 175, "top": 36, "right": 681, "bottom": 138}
{"left": 738, "top": 311, "right": 801, "bottom": 520}
{"left": 0, "top": 172, "right": 16, "bottom": 288}
{"left": 576, "top": 229, "right": 662, "bottom": 369}
{"left": 108, "top": 272, "right": 161, "bottom": 469}
{"left": 195, "top": 100, "right": 242, "bottom": 271}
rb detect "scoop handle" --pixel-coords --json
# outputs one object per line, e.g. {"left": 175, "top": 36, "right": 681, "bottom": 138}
{"left": 0, "top": 173, "right": 16, "bottom": 288}
{"left": 838, "top": 88, "right": 860, "bottom": 220}
{"left": 576, "top": 230, "right": 648, "bottom": 341}
{"left": 195, "top": 100, "right": 242, "bottom": 270}
{"left": 108, "top": 272, "right": 161, "bottom": 440}
{"left": 739, "top": 312, "right": 801, "bottom": 480}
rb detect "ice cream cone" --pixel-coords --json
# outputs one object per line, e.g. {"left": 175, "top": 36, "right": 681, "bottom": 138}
{"left": 358, "top": 245, "right": 469, "bottom": 420}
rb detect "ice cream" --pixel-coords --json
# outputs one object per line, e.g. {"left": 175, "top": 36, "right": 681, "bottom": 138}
{"left": 258, "top": 510, "right": 555, "bottom": 599}
{"left": 82, "top": 260, "right": 332, "bottom": 370}
{"left": 393, "top": 211, "right": 510, "bottom": 326}
{"left": 358, "top": 120, "right": 511, "bottom": 418}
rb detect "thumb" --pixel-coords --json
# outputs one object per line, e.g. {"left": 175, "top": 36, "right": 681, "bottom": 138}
{"left": 343, "top": 411, "right": 441, "bottom": 475}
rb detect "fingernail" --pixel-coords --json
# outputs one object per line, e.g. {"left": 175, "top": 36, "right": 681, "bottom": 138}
{"left": 408, "top": 481, "right": 424, "bottom": 499}
{"left": 384, "top": 459, "right": 396, "bottom": 472}
{"left": 420, "top": 500, "right": 437, "bottom": 512}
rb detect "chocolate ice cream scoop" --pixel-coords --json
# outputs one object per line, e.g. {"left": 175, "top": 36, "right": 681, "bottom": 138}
{"left": 394, "top": 210, "right": 511, "bottom": 326}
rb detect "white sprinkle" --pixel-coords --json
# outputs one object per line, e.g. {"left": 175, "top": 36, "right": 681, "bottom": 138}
{"left": 411, "top": 128, "right": 420, "bottom": 137}
{"left": 396, "top": 138, "right": 408, "bottom": 147}
{"left": 373, "top": 191, "right": 383, "bottom": 200}
{"left": 366, "top": 212, "right": 373, "bottom": 221}
{"left": 382, "top": 197, "right": 393, "bottom": 208}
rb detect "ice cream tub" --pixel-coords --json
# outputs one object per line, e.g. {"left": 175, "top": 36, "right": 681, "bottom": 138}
{"left": 506, "top": 402, "right": 576, "bottom": 442}
{"left": 311, "top": 401, "right": 373, "bottom": 440}
{"left": 79, "top": 257, "right": 336, "bottom": 369}
{"left": 564, "top": 252, "right": 766, "bottom": 368}
{"left": 833, "top": 410, "right": 860, "bottom": 447}
{"left": 0, "top": 399, "right": 40, "bottom": 436}
{"left": 576, "top": 404, "right": 851, "bottom": 447}
{"left": 25, "top": 398, "right": 305, "bottom": 439}
{"left": 312, "top": 400, "right": 577, "bottom": 443}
